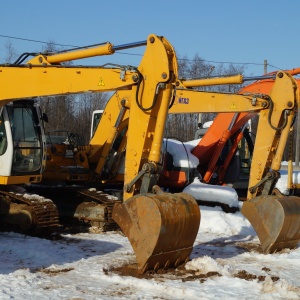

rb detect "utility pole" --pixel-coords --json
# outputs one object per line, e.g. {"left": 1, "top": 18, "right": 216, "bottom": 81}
{"left": 264, "top": 60, "right": 267, "bottom": 74}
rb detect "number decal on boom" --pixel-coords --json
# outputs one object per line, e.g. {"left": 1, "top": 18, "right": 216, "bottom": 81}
{"left": 178, "top": 97, "right": 189, "bottom": 104}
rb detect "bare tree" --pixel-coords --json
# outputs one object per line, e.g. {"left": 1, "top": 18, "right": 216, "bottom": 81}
{"left": 165, "top": 55, "right": 247, "bottom": 142}
{"left": 38, "top": 41, "right": 78, "bottom": 137}
{"left": 4, "top": 40, "right": 18, "bottom": 63}
{"left": 213, "top": 63, "right": 246, "bottom": 93}
{"left": 40, "top": 94, "right": 76, "bottom": 131}
{"left": 75, "top": 93, "right": 109, "bottom": 143}
{"left": 41, "top": 39, "right": 61, "bottom": 54}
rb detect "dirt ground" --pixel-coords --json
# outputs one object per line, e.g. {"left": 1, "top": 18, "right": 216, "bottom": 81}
{"left": 106, "top": 260, "right": 280, "bottom": 283}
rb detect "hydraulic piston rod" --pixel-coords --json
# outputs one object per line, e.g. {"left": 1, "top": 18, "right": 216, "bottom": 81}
{"left": 46, "top": 40, "right": 147, "bottom": 64}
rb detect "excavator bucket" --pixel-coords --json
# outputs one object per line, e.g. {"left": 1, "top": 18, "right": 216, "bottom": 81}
{"left": 242, "top": 195, "right": 300, "bottom": 253}
{"left": 112, "top": 192, "right": 200, "bottom": 274}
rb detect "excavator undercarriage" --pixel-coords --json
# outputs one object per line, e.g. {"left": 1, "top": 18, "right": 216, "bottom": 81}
{"left": 0, "top": 190, "right": 59, "bottom": 235}
{"left": 24, "top": 183, "right": 122, "bottom": 233}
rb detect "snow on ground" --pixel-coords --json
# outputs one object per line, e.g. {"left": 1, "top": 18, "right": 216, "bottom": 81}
{"left": 1, "top": 202, "right": 300, "bottom": 300}
{"left": 1, "top": 141, "right": 300, "bottom": 299}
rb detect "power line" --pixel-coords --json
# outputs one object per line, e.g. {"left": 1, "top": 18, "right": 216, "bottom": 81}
{"left": 267, "top": 63, "right": 281, "bottom": 71}
{"left": 112, "top": 51, "right": 275, "bottom": 68}
{"left": 0, "top": 34, "right": 78, "bottom": 48}
{"left": 179, "top": 57, "right": 266, "bottom": 67}
{"left": 0, "top": 33, "right": 281, "bottom": 69}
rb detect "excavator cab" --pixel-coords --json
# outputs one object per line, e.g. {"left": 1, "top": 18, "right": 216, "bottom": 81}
{"left": 0, "top": 100, "right": 45, "bottom": 183}
{"left": 0, "top": 100, "right": 56, "bottom": 232}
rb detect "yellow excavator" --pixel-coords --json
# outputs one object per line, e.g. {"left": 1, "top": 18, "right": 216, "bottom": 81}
{"left": 0, "top": 35, "right": 201, "bottom": 273}
{"left": 1, "top": 34, "right": 300, "bottom": 274}
{"left": 0, "top": 100, "right": 60, "bottom": 233}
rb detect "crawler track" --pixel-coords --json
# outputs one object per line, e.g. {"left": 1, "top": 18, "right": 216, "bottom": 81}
{"left": 0, "top": 190, "right": 60, "bottom": 235}
{"left": 25, "top": 184, "right": 122, "bottom": 232}
{"left": 76, "top": 189, "right": 121, "bottom": 231}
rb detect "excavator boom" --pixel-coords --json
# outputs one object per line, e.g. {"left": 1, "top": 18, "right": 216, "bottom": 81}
{"left": 239, "top": 72, "right": 300, "bottom": 253}
{"left": 109, "top": 35, "right": 200, "bottom": 272}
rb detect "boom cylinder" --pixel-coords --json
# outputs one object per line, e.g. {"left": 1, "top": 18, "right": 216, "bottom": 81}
{"left": 47, "top": 43, "right": 114, "bottom": 63}
{"left": 182, "top": 75, "right": 243, "bottom": 87}
{"left": 46, "top": 40, "right": 147, "bottom": 64}
{"left": 182, "top": 74, "right": 277, "bottom": 88}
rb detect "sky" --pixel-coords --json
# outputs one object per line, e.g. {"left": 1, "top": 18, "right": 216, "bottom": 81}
{"left": 0, "top": 1, "right": 299, "bottom": 77}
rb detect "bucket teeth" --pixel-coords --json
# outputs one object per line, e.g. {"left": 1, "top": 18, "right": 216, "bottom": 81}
{"left": 112, "top": 192, "right": 200, "bottom": 273}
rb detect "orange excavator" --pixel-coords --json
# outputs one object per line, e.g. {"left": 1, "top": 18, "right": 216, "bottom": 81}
{"left": 191, "top": 68, "right": 300, "bottom": 192}
{"left": 159, "top": 68, "right": 300, "bottom": 195}
{"left": 161, "top": 70, "right": 300, "bottom": 253}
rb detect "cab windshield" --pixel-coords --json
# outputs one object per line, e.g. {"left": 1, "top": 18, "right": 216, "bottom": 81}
{"left": 7, "top": 102, "right": 43, "bottom": 174}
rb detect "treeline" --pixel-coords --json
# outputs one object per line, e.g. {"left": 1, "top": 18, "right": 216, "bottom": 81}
{"left": 37, "top": 55, "right": 297, "bottom": 163}
{"left": 3, "top": 40, "right": 110, "bottom": 144}
{"left": 38, "top": 54, "right": 246, "bottom": 144}
{"left": 165, "top": 54, "right": 246, "bottom": 142}
{"left": 4, "top": 39, "right": 299, "bottom": 164}
{"left": 39, "top": 93, "right": 109, "bottom": 144}
{"left": 1, "top": 40, "right": 250, "bottom": 143}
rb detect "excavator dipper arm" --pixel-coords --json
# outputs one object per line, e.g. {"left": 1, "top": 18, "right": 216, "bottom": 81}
{"left": 111, "top": 35, "right": 200, "bottom": 273}
{"left": 241, "top": 72, "right": 300, "bottom": 253}
{"left": 161, "top": 70, "right": 300, "bottom": 255}
{"left": 105, "top": 63, "right": 300, "bottom": 262}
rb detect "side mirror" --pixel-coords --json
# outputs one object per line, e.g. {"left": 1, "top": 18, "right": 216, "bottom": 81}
{"left": 42, "top": 113, "right": 48, "bottom": 123}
